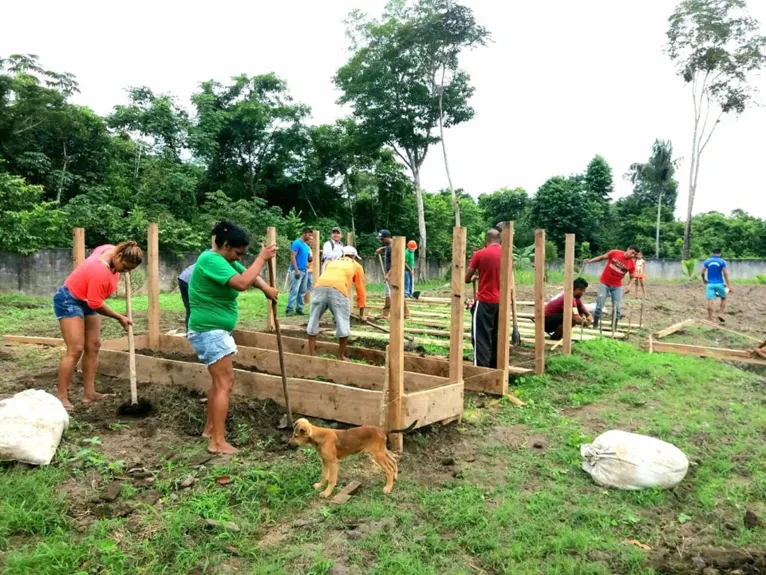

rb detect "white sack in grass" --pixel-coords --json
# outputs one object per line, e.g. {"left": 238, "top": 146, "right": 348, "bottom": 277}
{"left": 581, "top": 430, "right": 688, "bottom": 490}
{"left": 0, "top": 389, "right": 69, "bottom": 465}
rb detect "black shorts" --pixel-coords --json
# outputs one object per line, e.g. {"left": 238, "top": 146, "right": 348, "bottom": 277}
{"left": 544, "top": 314, "right": 564, "bottom": 338}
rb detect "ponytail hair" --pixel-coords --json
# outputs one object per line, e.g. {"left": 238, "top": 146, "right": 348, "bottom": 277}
{"left": 212, "top": 219, "right": 251, "bottom": 249}
{"left": 114, "top": 241, "right": 143, "bottom": 266}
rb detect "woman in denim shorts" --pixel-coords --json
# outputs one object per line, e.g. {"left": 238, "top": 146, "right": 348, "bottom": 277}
{"left": 54, "top": 242, "right": 143, "bottom": 410}
{"left": 187, "top": 220, "right": 278, "bottom": 454}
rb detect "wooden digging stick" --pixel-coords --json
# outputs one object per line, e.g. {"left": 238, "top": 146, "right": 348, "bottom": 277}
{"left": 639, "top": 296, "right": 645, "bottom": 329}
{"left": 268, "top": 258, "right": 293, "bottom": 426}
{"left": 352, "top": 313, "right": 415, "bottom": 342}
{"left": 125, "top": 273, "right": 137, "bottom": 406}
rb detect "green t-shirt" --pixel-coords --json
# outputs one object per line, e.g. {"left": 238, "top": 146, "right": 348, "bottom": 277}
{"left": 405, "top": 249, "right": 415, "bottom": 270}
{"left": 188, "top": 250, "right": 247, "bottom": 332}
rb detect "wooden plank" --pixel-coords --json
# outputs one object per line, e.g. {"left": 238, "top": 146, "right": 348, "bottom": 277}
{"left": 97, "top": 349, "right": 384, "bottom": 425}
{"left": 312, "top": 229, "right": 320, "bottom": 281}
{"left": 231, "top": 330, "right": 526, "bottom": 392}
{"left": 147, "top": 223, "right": 160, "bottom": 349}
{"left": 2, "top": 336, "right": 65, "bottom": 346}
{"left": 157, "top": 334, "right": 446, "bottom": 393}
{"left": 562, "top": 234, "right": 575, "bottom": 355}
{"left": 449, "top": 227, "right": 466, "bottom": 384}
{"left": 266, "top": 226, "right": 277, "bottom": 332}
{"left": 463, "top": 369, "right": 505, "bottom": 392}
{"left": 346, "top": 232, "right": 354, "bottom": 247}
{"left": 102, "top": 335, "right": 147, "bottom": 351}
{"left": 654, "top": 319, "right": 696, "bottom": 340}
{"left": 72, "top": 227, "right": 85, "bottom": 270}
{"left": 404, "top": 382, "right": 464, "bottom": 428}
{"left": 388, "top": 236, "right": 406, "bottom": 451}
{"left": 331, "top": 480, "right": 362, "bottom": 505}
{"left": 497, "top": 222, "right": 513, "bottom": 391}
{"left": 651, "top": 341, "right": 766, "bottom": 366}
{"left": 534, "top": 229, "right": 546, "bottom": 376}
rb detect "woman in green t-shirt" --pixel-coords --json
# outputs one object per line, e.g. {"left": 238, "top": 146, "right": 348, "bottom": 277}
{"left": 188, "top": 220, "right": 278, "bottom": 454}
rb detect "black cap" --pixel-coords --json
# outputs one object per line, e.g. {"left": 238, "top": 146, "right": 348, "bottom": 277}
{"left": 378, "top": 229, "right": 391, "bottom": 238}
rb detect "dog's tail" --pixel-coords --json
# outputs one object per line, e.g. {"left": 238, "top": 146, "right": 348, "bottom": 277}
{"left": 387, "top": 420, "right": 417, "bottom": 434}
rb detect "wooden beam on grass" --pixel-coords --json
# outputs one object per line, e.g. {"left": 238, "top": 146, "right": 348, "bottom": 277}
{"left": 388, "top": 236, "right": 406, "bottom": 451}
{"left": 98, "top": 349, "right": 385, "bottom": 425}
{"left": 266, "top": 226, "right": 277, "bottom": 332}
{"left": 534, "top": 229, "right": 546, "bottom": 375}
{"left": 72, "top": 227, "right": 85, "bottom": 270}
{"left": 496, "top": 221, "right": 513, "bottom": 395}
{"left": 147, "top": 223, "right": 160, "bottom": 349}
{"left": 654, "top": 319, "right": 696, "bottom": 340}
{"left": 449, "top": 227, "right": 466, "bottom": 385}
{"left": 650, "top": 341, "right": 766, "bottom": 365}
{"left": 562, "top": 234, "right": 575, "bottom": 355}
{"left": 2, "top": 336, "right": 65, "bottom": 346}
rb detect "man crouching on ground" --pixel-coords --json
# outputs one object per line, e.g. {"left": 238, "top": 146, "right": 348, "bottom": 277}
{"left": 544, "top": 278, "right": 592, "bottom": 340}
{"left": 307, "top": 246, "right": 367, "bottom": 361}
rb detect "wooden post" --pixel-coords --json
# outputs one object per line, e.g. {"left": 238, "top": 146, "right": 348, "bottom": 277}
{"left": 496, "top": 222, "right": 514, "bottom": 395}
{"left": 534, "top": 229, "right": 546, "bottom": 375}
{"left": 387, "top": 236, "right": 406, "bottom": 452}
{"left": 346, "top": 232, "right": 354, "bottom": 247}
{"left": 266, "top": 226, "right": 277, "bottom": 332}
{"left": 562, "top": 234, "right": 575, "bottom": 355}
{"left": 72, "top": 228, "right": 85, "bottom": 270}
{"left": 147, "top": 223, "right": 160, "bottom": 350}
{"left": 312, "top": 230, "right": 320, "bottom": 278}
{"left": 449, "top": 227, "right": 466, "bottom": 384}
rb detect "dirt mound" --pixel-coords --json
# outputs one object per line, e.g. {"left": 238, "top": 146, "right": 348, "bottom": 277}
{"left": 650, "top": 546, "right": 766, "bottom": 574}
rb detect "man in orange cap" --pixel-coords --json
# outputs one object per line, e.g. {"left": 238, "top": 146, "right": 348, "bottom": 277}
{"left": 405, "top": 240, "right": 417, "bottom": 298}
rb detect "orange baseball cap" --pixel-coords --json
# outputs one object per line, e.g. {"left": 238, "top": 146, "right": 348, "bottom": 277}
{"left": 407, "top": 240, "right": 417, "bottom": 250}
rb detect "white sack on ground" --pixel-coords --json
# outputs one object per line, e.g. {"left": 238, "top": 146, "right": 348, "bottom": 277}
{"left": 0, "top": 389, "right": 70, "bottom": 465}
{"left": 581, "top": 430, "right": 688, "bottom": 490}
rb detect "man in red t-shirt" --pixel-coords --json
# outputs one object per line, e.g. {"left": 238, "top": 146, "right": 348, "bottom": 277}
{"left": 583, "top": 245, "right": 638, "bottom": 329}
{"left": 465, "top": 228, "right": 502, "bottom": 368}
{"left": 544, "top": 278, "right": 592, "bottom": 339}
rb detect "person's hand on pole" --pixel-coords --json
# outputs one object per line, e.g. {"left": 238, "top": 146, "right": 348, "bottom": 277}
{"left": 118, "top": 315, "right": 132, "bottom": 332}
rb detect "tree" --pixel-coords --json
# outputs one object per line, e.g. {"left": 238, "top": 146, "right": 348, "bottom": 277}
{"left": 626, "top": 140, "right": 680, "bottom": 257}
{"left": 477, "top": 187, "right": 528, "bottom": 227}
{"left": 666, "top": 0, "right": 766, "bottom": 258}
{"left": 335, "top": 0, "right": 484, "bottom": 280}
{"left": 406, "top": 0, "right": 490, "bottom": 226}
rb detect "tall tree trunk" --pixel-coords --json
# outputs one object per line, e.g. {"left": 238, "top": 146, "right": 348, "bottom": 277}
{"left": 438, "top": 72, "right": 460, "bottom": 227}
{"left": 683, "top": 86, "right": 702, "bottom": 260}
{"left": 57, "top": 143, "right": 69, "bottom": 203}
{"left": 655, "top": 191, "right": 663, "bottom": 259}
{"left": 413, "top": 167, "right": 428, "bottom": 282}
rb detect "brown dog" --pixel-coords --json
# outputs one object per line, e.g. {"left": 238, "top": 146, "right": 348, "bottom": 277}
{"left": 289, "top": 418, "right": 416, "bottom": 498}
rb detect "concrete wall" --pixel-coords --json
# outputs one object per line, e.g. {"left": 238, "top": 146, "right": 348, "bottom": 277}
{"left": 0, "top": 250, "right": 451, "bottom": 296}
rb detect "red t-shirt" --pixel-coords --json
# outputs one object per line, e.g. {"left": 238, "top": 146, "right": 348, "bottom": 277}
{"left": 469, "top": 243, "right": 501, "bottom": 304}
{"left": 599, "top": 250, "right": 636, "bottom": 287}
{"left": 65, "top": 245, "right": 120, "bottom": 310}
{"left": 544, "top": 292, "right": 587, "bottom": 317}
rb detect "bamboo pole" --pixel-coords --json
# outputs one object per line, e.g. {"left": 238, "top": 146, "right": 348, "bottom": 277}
{"left": 147, "top": 223, "right": 160, "bottom": 350}
{"left": 534, "top": 230, "right": 546, "bottom": 375}
{"left": 387, "top": 237, "right": 406, "bottom": 451}
{"left": 562, "top": 234, "right": 575, "bottom": 355}
{"left": 449, "top": 227, "right": 466, "bottom": 384}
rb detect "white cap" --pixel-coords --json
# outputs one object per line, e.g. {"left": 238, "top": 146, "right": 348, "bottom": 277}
{"left": 341, "top": 246, "right": 361, "bottom": 260}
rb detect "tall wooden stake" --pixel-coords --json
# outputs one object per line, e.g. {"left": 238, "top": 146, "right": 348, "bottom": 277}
{"left": 387, "top": 236, "right": 406, "bottom": 452}
{"left": 449, "top": 227, "right": 466, "bottom": 385}
{"left": 534, "top": 229, "right": 546, "bottom": 375}
{"left": 562, "top": 234, "right": 575, "bottom": 355}
{"left": 266, "top": 227, "right": 277, "bottom": 332}
{"left": 497, "top": 222, "right": 514, "bottom": 395}
{"left": 72, "top": 228, "right": 85, "bottom": 270}
{"left": 147, "top": 223, "right": 160, "bottom": 350}
{"left": 310, "top": 230, "right": 320, "bottom": 304}
{"left": 346, "top": 232, "right": 354, "bottom": 247}
{"left": 266, "top": 226, "right": 293, "bottom": 426}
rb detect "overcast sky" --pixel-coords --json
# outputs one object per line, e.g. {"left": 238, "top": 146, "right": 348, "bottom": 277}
{"left": 3, "top": 0, "right": 765, "bottom": 218}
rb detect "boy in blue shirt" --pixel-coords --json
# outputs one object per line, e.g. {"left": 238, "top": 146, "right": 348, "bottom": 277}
{"left": 286, "top": 228, "right": 313, "bottom": 315}
{"left": 701, "top": 249, "right": 733, "bottom": 323}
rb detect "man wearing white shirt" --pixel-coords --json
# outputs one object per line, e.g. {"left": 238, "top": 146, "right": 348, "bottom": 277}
{"left": 322, "top": 227, "right": 345, "bottom": 272}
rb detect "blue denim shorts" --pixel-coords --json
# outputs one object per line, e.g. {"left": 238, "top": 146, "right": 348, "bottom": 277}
{"left": 53, "top": 286, "right": 97, "bottom": 320}
{"left": 187, "top": 329, "right": 237, "bottom": 367}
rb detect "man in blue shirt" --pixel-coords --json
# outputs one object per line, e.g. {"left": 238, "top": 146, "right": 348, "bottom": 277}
{"left": 701, "top": 249, "right": 733, "bottom": 323}
{"left": 286, "top": 228, "right": 313, "bottom": 315}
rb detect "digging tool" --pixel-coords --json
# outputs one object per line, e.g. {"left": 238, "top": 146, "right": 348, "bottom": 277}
{"left": 510, "top": 272, "right": 521, "bottom": 346}
{"left": 353, "top": 313, "right": 415, "bottom": 342}
{"left": 377, "top": 253, "right": 386, "bottom": 278}
{"left": 118, "top": 273, "right": 152, "bottom": 417}
{"left": 639, "top": 296, "right": 645, "bottom": 329}
{"left": 268, "top": 256, "right": 293, "bottom": 427}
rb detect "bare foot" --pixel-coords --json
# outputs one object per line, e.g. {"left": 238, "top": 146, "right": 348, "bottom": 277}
{"left": 339, "top": 356, "right": 349, "bottom": 362}
{"left": 208, "top": 440, "right": 238, "bottom": 455}
{"left": 82, "top": 393, "right": 109, "bottom": 406}
{"left": 202, "top": 427, "right": 212, "bottom": 439}
{"left": 58, "top": 396, "right": 74, "bottom": 412}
